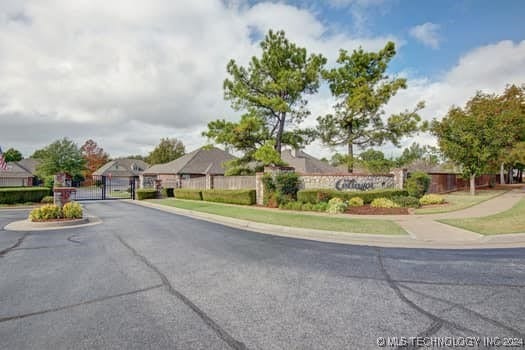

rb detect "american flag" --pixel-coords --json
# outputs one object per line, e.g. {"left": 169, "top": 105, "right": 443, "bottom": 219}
{"left": 0, "top": 146, "right": 7, "bottom": 171}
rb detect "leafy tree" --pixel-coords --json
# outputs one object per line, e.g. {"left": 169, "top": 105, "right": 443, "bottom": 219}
{"left": 395, "top": 142, "right": 439, "bottom": 168}
{"left": 356, "top": 149, "right": 394, "bottom": 174}
{"left": 36, "top": 138, "right": 86, "bottom": 178}
{"left": 146, "top": 138, "right": 185, "bottom": 165}
{"left": 31, "top": 148, "right": 48, "bottom": 159}
{"left": 122, "top": 154, "right": 147, "bottom": 161}
{"left": 502, "top": 141, "right": 525, "bottom": 183}
{"left": 432, "top": 91, "right": 514, "bottom": 195}
{"left": 493, "top": 85, "right": 525, "bottom": 183}
{"left": 253, "top": 141, "right": 285, "bottom": 167}
{"left": 209, "top": 29, "right": 325, "bottom": 157}
{"left": 317, "top": 42, "right": 425, "bottom": 172}
{"left": 329, "top": 152, "right": 353, "bottom": 169}
{"left": 3, "top": 148, "right": 23, "bottom": 162}
{"left": 81, "top": 139, "right": 110, "bottom": 178}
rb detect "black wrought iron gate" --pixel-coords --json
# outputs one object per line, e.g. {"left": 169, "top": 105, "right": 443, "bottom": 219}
{"left": 71, "top": 175, "right": 136, "bottom": 201}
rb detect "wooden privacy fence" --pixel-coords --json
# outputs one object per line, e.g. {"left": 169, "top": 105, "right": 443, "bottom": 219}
{"left": 213, "top": 176, "right": 256, "bottom": 190}
{"left": 426, "top": 173, "right": 497, "bottom": 193}
{"left": 180, "top": 177, "right": 206, "bottom": 189}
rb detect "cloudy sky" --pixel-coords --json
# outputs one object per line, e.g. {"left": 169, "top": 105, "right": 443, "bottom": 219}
{"left": 0, "top": 0, "right": 524, "bottom": 159}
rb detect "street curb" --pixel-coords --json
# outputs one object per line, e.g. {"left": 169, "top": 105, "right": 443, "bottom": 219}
{"left": 4, "top": 216, "right": 102, "bottom": 231}
{"left": 126, "top": 200, "right": 525, "bottom": 250}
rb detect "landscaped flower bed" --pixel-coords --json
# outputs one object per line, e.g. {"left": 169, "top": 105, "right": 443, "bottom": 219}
{"left": 346, "top": 205, "right": 409, "bottom": 215}
{"left": 29, "top": 202, "right": 83, "bottom": 222}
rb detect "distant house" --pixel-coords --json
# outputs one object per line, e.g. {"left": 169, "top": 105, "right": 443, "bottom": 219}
{"left": 93, "top": 159, "right": 149, "bottom": 185}
{"left": 0, "top": 158, "right": 41, "bottom": 187}
{"left": 281, "top": 148, "right": 345, "bottom": 174}
{"left": 142, "top": 146, "right": 236, "bottom": 188}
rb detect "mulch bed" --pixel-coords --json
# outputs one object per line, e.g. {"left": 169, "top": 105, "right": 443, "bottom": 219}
{"left": 30, "top": 218, "right": 81, "bottom": 222}
{"left": 346, "top": 205, "right": 409, "bottom": 215}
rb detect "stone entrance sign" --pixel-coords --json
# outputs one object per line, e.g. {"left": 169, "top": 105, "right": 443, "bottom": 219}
{"left": 301, "top": 174, "right": 395, "bottom": 191}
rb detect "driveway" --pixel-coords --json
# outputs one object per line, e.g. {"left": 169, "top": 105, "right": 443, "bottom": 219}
{"left": 1, "top": 201, "right": 524, "bottom": 349}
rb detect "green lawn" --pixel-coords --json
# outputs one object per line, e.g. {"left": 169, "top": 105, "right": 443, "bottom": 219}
{"left": 415, "top": 190, "right": 507, "bottom": 214}
{"left": 439, "top": 198, "right": 525, "bottom": 235}
{"left": 151, "top": 199, "right": 407, "bottom": 235}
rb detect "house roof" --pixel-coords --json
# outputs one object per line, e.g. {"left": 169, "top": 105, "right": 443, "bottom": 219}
{"left": 93, "top": 159, "right": 149, "bottom": 177}
{"left": 17, "top": 158, "right": 40, "bottom": 175}
{"left": 143, "top": 147, "right": 236, "bottom": 175}
{"left": 281, "top": 149, "right": 344, "bottom": 174}
{"left": 0, "top": 162, "right": 33, "bottom": 178}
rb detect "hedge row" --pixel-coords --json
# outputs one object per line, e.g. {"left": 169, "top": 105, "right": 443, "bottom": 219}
{"left": 136, "top": 189, "right": 157, "bottom": 200}
{"left": 0, "top": 187, "right": 51, "bottom": 204}
{"left": 202, "top": 189, "right": 256, "bottom": 205}
{"left": 297, "top": 188, "right": 409, "bottom": 204}
{"left": 174, "top": 189, "right": 203, "bottom": 200}
{"left": 173, "top": 189, "right": 256, "bottom": 205}
{"left": 161, "top": 188, "right": 174, "bottom": 198}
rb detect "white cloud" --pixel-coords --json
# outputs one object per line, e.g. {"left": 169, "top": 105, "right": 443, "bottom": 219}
{"left": 0, "top": 0, "right": 398, "bottom": 157}
{"left": 409, "top": 22, "right": 441, "bottom": 49}
{"left": 0, "top": 1, "right": 523, "bottom": 164}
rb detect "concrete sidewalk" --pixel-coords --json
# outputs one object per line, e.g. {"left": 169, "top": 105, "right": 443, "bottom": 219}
{"left": 128, "top": 190, "right": 525, "bottom": 249}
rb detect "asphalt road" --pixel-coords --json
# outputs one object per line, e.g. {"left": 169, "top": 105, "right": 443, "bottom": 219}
{"left": 1, "top": 201, "right": 524, "bottom": 349}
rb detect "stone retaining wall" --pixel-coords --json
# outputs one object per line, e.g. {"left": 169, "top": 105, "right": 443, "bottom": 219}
{"left": 299, "top": 174, "right": 395, "bottom": 191}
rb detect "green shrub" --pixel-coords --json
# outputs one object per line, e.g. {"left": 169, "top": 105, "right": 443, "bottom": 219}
{"left": 161, "top": 188, "right": 174, "bottom": 198}
{"left": 297, "top": 188, "right": 408, "bottom": 204}
{"left": 41, "top": 196, "right": 54, "bottom": 204}
{"left": 43, "top": 175, "right": 54, "bottom": 188}
{"left": 202, "top": 189, "right": 256, "bottom": 205}
{"left": 274, "top": 172, "right": 300, "bottom": 200}
{"left": 29, "top": 204, "right": 62, "bottom": 221}
{"left": 0, "top": 187, "right": 51, "bottom": 204}
{"left": 406, "top": 171, "right": 431, "bottom": 198}
{"left": 315, "top": 202, "right": 329, "bottom": 212}
{"left": 62, "top": 201, "right": 83, "bottom": 219}
{"left": 174, "top": 189, "right": 202, "bottom": 200}
{"left": 327, "top": 197, "right": 348, "bottom": 214}
{"left": 136, "top": 189, "right": 157, "bottom": 200}
{"left": 419, "top": 194, "right": 445, "bottom": 205}
{"left": 392, "top": 195, "right": 421, "bottom": 208}
{"left": 348, "top": 197, "right": 364, "bottom": 207}
{"left": 370, "top": 198, "right": 399, "bottom": 208}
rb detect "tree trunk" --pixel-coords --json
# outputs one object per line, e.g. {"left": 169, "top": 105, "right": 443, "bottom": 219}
{"left": 470, "top": 174, "right": 476, "bottom": 196}
{"left": 500, "top": 163, "right": 505, "bottom": 184}
{"left": 347, "top": 142, "right": 353, "bottom": 173}
{"left": 508, "top": 167, "right": 513, "bottom": 184}
{"left": 275, "top": 114, "right": 286, "bottom": 155}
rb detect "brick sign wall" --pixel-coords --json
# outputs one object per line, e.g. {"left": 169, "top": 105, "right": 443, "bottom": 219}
{"left": 299, "top": 174, "right": 396, "bottom": 191}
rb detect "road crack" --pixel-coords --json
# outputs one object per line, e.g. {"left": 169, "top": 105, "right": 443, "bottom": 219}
{"left": 376, "top": 247, "right": 481, "bottom": 347}
{"left": 399, "top": 283, "right": 525, "bottom": 339}
{"left": 0, "top": 284, "right": 163, "bottom": 323}
{"left": 114, "top": 233, "right": 248, "bottom": 350}
{"left": 0, "top": 233, "right": 29, "bottom": 257}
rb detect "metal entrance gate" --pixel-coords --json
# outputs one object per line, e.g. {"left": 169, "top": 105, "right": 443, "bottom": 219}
{"left": 71, "top": 175, "right": 136, "bottom": 201}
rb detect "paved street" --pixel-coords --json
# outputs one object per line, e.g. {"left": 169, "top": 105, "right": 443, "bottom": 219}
{"left": 1, "top": 201, "right": 524, "bottom": 349}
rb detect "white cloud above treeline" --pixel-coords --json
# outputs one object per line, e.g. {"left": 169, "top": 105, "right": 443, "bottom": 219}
{"left": 0, "top": 1, "right": 523, "bottom": 160}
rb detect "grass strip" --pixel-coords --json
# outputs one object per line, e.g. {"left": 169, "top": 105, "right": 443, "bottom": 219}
{"left": 439, "top": 198, "right": 525, "bottom": 235}
{"left": 415, "top": 190, "right": 507, "bottom": 214}
{"left": 151, "top": 199, "right": 407, "bottom": 235}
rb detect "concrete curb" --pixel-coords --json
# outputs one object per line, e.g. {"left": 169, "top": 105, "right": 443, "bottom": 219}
{"left": 4, "top": 216, "right": 102, "bottom": 231}
{"left": 126, "top": 200, "right": 525, "bottom": 250}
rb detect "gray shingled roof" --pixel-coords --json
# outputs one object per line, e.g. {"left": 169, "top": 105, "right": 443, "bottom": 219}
{"left": 17, "top": 158, "right": 40, "bottom": 175}
{"left": 144, "top": 147, "right": 236, "bottom": 175}
{"left": 281, "top": 149, "right": 344, "bottom": 174}
{"left": 93, "top": 159, "right": 149, "bottom": 177}
{"left": 0, "top": 162, "right": 33, "bottom": 178}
